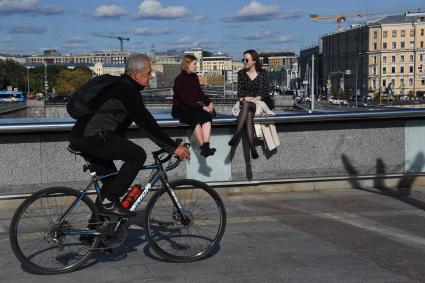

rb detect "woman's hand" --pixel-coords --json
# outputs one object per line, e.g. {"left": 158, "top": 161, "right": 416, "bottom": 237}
{"left": 203, "top": 105, "right": 213, "bottom": 113}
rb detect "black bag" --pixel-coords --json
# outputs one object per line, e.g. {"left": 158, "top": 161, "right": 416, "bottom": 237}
{"left": 259, "top": 73, "right": 274, "bottom": 110}
{"left": 67, "top": 74, "right": 120, "bottom": 119}
{"left": 263, "top": 95, "right": 275, "bottom": 110}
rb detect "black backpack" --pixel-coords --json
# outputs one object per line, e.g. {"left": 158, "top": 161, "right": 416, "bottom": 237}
{"left": 67, "top": 74, "right": 121, "bottom": 119}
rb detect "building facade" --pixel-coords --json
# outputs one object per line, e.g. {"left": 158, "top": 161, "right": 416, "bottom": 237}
{"left": 27, "top": 51, "right": 134, "bottom": 66}
{"left": 322, "top": 12, "right": 425, "bottom": 98}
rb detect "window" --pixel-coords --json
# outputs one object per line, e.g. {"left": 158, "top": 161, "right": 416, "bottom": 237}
{"left": 401, "top": 30, "right": 406, "bottom": 37}
{"left": 400, "top": 79, "right": 404, "bottom": 86}
{"left": 392, "top": 42, "right": 396, "bottom": 49}
{"left": 422, "top": 78, "right": 425, "bottom": 86}
{"left": 410, "top": 55, "right": 414, "bottom": 62}
{"left": 421, "top": 54, "right": 424, "bottom": 61}
{"left": 410, "top": 29, "right": 415, "bottom": 37}
{"left": 421, "top": 41, "right": 424, "bottom": 48}
{"left": 383, "top": 42, "right": 387, "bottom": 49}
{"left": 401, "top": 42, "right": 405, "bottom": 48}
{"left": 392, "top": 30, "right": 397, "bottom": 37}
{"left": 383, "top": 67, "right": 387, "bottom": 74}
{"left": 372, "top": 67, "right": 376, "bottom": 75}
{"left": 373, "top": 31, "right": 377, "bottom": 39}
{"left": 401, "top": 66, "right": 404, "bottom": 73}
{"left": 410, "top": 66, "right": 414, "bottom": 73}
{"left": 391, "top": 79, "right": 396, "bottom": 86}
{"left": 383, "top": 31, "right": 388, "bottom": 38}
{"left": 391, "top": 66, "right": 396, "bottom": 73}
{"left": 422, "top": 29, "right": 424, "bottom": 36}
{"left": 409, "top": 78, "right": 413, "bottom": 86}
{"left": 373, "top": 43, "right": 377, "bottom": 50}
{"left": 383, "top": 56, "right": 387, "bottom": 63}
{"left": 382, "top": 79, "right": 386, "bottom": 86}
{"left": 373, "top": 56, "right": 377, "bottom": 64}
{"left": 401, "top": 55, "right": 405, "bottom": 62}
{"left": 392, "top": 56, "right": 396, "bottom": 63}
{"left": 410, "top": 41, "right": 415, "bottom": 48}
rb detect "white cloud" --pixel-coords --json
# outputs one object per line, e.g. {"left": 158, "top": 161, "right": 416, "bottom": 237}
{"left": 137, "top": 0, "right": 189, "bottom": 19}
{"left": 0, "top": 36, "right": 15, "bottom": 43}
{"left": 93, "top": 5, "right": 128, "bottom": 19}
{"left": 274, "top": 35, "right": 294, "bottom": 43}
{"left": 167, "top": 36, "right": 213, "bottom": 50}
{"left": 67, "top": 36, "right": 88, "bottom": 44}
{"left": 224, "top": 1, "right": 302, "bottom": 22}
{"left": 8, "top": 25, "right": 47, "bottom": 34}
{"left": 242, "top": 30, "right": 274, "bottom": 40}
{"left": 186, "top": 15, "right": 208, "bottom": 23}
{"left": 0, "top": 0, "right": 62, "bottom": 15}
{"left": 134, "top": 27, "right": 173, "bottom": 36}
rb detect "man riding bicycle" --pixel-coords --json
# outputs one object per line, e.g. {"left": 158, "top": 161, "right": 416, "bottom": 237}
{"left": 69, "top": 54, "right": 190, "bottom": 217}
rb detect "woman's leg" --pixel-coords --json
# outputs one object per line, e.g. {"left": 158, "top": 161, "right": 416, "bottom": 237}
{"left": 193, "top": 124, "right": 204, "bottom": 145}
{"left": 246, "top": 110, "right": 258, "bottom": 159}
{"left": 229, "top": 102, "right": 256, "bottom": 145}
{"left": 201, "top": 121, "right": 211, "bottom": 143}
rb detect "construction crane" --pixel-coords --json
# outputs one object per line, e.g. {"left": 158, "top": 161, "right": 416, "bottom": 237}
{"left": 95, "top": 34, "right": 130, "bottom": 51}
{"left": 310, "top": 12, "right": 384, "bottom": 30}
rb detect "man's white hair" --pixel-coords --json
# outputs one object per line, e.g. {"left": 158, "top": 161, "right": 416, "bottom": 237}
{"left": 125, "top": 54, "right": 150, "bottom": 74}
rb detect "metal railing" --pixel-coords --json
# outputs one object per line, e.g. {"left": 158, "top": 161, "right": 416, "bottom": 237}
{"left": 1, "top": 108, "right": 425, "bottom": 133}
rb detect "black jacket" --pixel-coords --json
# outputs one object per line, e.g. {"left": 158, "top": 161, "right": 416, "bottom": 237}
{"left": 70, "top": 75, "right": 178, "bottom": 153}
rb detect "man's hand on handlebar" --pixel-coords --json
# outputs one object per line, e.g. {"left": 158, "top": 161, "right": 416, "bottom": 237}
{"left": 174, "top": 144, "right": 190, "bottom": 160}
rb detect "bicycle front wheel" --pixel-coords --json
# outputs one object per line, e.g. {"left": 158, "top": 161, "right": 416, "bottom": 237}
{"left": 9, "top": 187, "right": 101, "bottom": 274}
{"left": 145, "top": 179, "right": 226, "bottom": 262}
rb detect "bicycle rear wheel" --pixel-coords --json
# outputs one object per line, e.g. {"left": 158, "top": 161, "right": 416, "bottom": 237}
{"left": 145, "top": 179, "right": 226, "bottom": 262}
{"left": 9, "top": 187, "right": 101, "bottom": 274}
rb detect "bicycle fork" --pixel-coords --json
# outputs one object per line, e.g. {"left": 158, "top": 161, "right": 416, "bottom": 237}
{"left": 162, "top": 180, "right": 191, "bottom": 225}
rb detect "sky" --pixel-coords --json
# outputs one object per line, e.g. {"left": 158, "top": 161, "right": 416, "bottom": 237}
{"left": 0, "top": 0, "right": 424, "bottom": 58}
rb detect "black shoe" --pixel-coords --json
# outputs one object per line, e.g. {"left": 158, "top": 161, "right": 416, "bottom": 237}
{"left": 200, "top": 143, "right": 216, "bottom": 157}
{"left": 99, "top": 201, "right": 137, "bottom": 218}
{"left": 251, "top": 148, "right": 259, "bottom": 159}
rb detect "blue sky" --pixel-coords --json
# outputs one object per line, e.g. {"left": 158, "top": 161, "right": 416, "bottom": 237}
{"left": 0, "top": 0, "right": 424, "bottom": 57}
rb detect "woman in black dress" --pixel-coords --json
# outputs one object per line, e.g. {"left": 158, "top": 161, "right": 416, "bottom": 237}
{"left": 228, "top": 49, "right": 269, "bottom": 159}
{"left": 172, "top": 54, "right": 216, "bottom": 157}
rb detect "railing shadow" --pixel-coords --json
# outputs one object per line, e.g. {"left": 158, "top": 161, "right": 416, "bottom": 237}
{"left": 341, "top": 152, "right": 425, "bottom": 211}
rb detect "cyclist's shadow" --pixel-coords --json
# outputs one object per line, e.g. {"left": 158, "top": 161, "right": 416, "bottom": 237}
{"left": 81, "top": 211, "right": 221, "bottom": 269}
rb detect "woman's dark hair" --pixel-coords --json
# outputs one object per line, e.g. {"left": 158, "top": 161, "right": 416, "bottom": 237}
{"left": 243, "top": 49, "right": 263, "bottom": 73}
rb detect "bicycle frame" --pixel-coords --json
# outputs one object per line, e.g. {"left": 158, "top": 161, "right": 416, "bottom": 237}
{"left": 59, "top": 157, "right": 185, "bottom": 232}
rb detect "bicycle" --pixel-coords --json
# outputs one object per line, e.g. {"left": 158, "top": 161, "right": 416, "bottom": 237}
{"left": 9, "top": 140, "right": 226, "bottom": 274}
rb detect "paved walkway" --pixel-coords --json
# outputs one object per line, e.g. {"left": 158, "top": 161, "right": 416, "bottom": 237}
{"left": 1, "top": 186, "right": 425, "bottom": 282}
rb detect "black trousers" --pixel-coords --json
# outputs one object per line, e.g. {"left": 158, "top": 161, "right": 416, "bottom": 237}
{"left": 70, "top": 131, "right": 147, "bottom": 202}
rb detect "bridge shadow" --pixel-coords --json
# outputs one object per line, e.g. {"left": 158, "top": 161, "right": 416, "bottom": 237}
{"left": 341, "top": 152, "right": 425, "bottom": 211}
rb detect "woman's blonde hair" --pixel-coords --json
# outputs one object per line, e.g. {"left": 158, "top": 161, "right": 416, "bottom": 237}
{"left": 181, "top": 54, "right": 197, "bottom": 73}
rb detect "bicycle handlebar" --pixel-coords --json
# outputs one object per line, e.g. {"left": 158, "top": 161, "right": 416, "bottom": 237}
{"left": 152, "top": 138, "right": 190, "bottom": 171}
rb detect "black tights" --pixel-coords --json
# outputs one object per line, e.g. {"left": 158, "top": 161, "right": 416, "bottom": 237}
{"left": 231, "top": 101, "right": 256, "bottom": 149}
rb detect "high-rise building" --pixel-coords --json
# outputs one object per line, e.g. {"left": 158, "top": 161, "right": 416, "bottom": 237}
{"left": 321, "top": 11, "right": 425, "bottom": 97}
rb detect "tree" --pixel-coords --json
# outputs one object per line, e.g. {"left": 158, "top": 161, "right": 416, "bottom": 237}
{"left": 0, "top": 59, "right": 26, "bottom": 90}
{"left": 55, "top": 67, "right": 92, "bottom": 96}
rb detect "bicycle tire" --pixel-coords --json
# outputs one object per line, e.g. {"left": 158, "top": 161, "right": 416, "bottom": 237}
{"left": 145, "top": 179, "right": 226, "bottom": 262}
{"left": 9, "top": 187, "right": 101, "bottom": 274}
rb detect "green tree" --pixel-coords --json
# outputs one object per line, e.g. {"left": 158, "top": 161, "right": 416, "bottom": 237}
{"left": 55, "top": 67, "right": 92, "bottom": 96}
{"left": 0, "top": 59, "right": 26, "bottom": 90}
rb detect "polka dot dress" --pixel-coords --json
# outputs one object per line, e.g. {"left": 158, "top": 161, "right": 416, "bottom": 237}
{"left": 237, "top": 70, "right": 270, "bottom": 100}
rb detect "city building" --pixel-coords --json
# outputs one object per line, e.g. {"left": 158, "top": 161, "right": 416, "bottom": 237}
{"left": 27, "top": 51, "right": 134, "bottom": 65}
{"left": 299, "top": 45, "right": 323, "bottom": 95}
{"left": 90, "top": 62, "right": 125, "bottom": 76}
{"left": 150, "top": 61, "right": 181, "bottom": 88}
{"left": 321, "top": 11, "right": 425, "bottom": 98}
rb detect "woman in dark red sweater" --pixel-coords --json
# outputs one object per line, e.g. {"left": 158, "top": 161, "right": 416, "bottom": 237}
{"left": 172, "top": 54, "right": 216, "bottom": 157}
